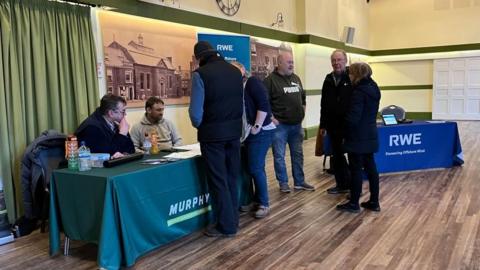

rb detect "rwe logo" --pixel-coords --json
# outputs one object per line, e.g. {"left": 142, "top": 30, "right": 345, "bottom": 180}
{"left": 389, "top": 133, "right": 422, "bottom": 146}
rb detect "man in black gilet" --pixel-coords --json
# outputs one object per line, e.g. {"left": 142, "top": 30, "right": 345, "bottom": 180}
{"left": 189, "top": 41, "right": 243, "bottom": 237}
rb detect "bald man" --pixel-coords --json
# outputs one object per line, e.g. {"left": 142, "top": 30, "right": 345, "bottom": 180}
{"left": 264, "top": 51, "right": 315, "bottom": 193}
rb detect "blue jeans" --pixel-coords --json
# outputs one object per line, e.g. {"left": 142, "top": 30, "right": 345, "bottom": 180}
{"left": 272, "top": 123, "right": 305, "bottom": 185}
{"left": 245, "top": 129, "right": 273, "bottom": 206}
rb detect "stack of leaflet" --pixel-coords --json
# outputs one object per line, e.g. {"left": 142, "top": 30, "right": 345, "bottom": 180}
{"left": 166, "top": 143, "right": 202, "bottom": 159}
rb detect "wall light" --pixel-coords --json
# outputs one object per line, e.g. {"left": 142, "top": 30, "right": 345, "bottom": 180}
{"left": 271, "top": 12, "right": 284, "bottom": 28}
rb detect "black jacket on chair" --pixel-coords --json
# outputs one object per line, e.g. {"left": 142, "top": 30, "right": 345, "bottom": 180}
{"left": 344, "top": 77, "right": 381, "bottom": 154}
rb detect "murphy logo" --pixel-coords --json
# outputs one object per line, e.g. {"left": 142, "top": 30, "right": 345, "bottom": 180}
{"left": 167, "top": 193, "right": 211, "bottom": 227}
{"left": 389, "top": 133, "right": 422, "bottom": 146}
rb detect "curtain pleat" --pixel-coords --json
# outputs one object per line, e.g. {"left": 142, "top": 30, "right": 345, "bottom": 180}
{"left": 0, "top": 0, "right": 99, "bottom": 222}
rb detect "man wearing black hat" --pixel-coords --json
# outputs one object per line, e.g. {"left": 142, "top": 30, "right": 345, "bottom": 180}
{"left": 189, "top": 41, "right": 243, "bottom": 237}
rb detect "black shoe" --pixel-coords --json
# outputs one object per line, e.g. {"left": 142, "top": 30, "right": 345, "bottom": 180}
{"left": 326, "top": 168, "right": 335, "bottom": 175}
{"left": 346, "top": 192, "right": 363, "bottom": 200}
{"left": 204, "top": 227, "right": 236, "bottom": 237}
{"left": 360, "top": 201, "right": 381, "bottom": 212}
{"left": 336, "top": 202, "right": 360, "bottom": 213}
{"left": 327, "top": 187, "right": 350, "bottom": 194}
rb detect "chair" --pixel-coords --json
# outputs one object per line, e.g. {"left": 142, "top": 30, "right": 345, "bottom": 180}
{"left": 380, "top": 105, "right": 406, "bottom": 121}
{"left": 19, "top": 130, "right": 66, "bottom": 235}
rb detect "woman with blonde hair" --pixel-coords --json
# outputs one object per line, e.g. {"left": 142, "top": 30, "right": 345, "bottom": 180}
{"left": 337, "top": 62, "right": 381, "bottom": 213}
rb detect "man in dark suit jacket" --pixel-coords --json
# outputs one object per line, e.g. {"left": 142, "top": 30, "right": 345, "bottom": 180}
{"left": 75, "top": 94, "right": 134, "bottom": 158}
{"left": 320, "top": 49, "right": 353, "bottom": 194}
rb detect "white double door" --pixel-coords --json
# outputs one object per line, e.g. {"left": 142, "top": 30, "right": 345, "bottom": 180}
{"left": 433, "top": 57, "right": 480, "bottom": 120}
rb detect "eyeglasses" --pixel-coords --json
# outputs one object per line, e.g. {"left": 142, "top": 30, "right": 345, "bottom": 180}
{"left": 114, "top": 109, "right": 126, "bottom": 115}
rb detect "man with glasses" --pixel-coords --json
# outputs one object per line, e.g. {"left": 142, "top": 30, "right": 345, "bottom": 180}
{"left": 319, "top": 49, "right": 353, "bottom": 194}
{"left": 76, "top": 94, "right": 135, "bottom": 158}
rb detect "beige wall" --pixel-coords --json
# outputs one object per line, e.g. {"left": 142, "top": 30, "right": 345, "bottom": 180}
{"left": 369, "top": 0, "right": 480, "bottom": 49}
{"left": 141, "top": 0, "right": 371, "bottom": 47}
{"left": 141, "top": 0, "right": 300, "bottom": 33}
{"left": 303, "top": 0, "right": 370, "bottom": 48}
{"left": 369, "top": 60, "right": 434, "bottom": 113}
{"left": 111, "top": 0, "right": 480, "bottom": 135}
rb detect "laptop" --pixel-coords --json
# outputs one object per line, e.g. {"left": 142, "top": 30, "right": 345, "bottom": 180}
{"left": 382, "top": 114, "right": 398, "bottom": 126}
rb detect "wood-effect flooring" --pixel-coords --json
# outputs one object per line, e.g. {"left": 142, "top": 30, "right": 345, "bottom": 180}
{"left": 0, "top": 121, "right": 479, "bottom": 270}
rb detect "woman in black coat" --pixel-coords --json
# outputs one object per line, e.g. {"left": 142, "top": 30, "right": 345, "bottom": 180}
{"left": 337, "top": 62, "right": 381, "bottom": 213}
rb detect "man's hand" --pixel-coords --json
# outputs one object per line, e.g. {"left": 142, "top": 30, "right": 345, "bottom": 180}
{"left": 118, "top": 117, "right": 129, "bottom": 136}
{"left": 319, "top": 128, "right": 326, "bottom": 136}
{"left": 111, "top": 152, "right": 125, "bottom": 159}
{"left": 271, "top": 116, "right": 279, "bottom": 126}
{"left": 251, "top": 126, "right": 261, "bottom": 135}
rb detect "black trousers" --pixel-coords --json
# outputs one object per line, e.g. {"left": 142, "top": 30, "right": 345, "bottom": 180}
{"left": 329, "top": 130, "right": 351, "bottom": 189}
{"left": 348, "top": 152, "right": 379, "bottom": 205}
{"left": 200, "top": 139, "right": 240, "bottom": 234}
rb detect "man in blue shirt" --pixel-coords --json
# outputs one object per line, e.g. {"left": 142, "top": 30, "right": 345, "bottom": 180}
{"left": 189, "top": 41, "right": 243, "bottom": 237}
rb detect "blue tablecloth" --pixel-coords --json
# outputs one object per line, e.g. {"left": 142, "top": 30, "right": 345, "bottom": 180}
{"left": 323, "top": 121, "right": 463, "bottom": 173}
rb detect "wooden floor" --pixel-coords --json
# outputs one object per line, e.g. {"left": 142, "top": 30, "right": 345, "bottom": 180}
{"left": 1, "top": 121, "right": 479, "bottom": 270}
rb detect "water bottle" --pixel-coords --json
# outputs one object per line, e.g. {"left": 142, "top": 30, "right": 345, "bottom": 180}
{"left": 143, "top": 132, "right": 152, "bottom": 155}
{"left": 78, "top": 141, "right": 91, "bottom": 171}
{"left": 67, "top": 135, "right": 78, "bottom": 171}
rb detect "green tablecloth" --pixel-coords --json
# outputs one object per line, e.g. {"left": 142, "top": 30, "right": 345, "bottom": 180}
{"left": 49, "top": 155, "right": 252, "bottom": 270}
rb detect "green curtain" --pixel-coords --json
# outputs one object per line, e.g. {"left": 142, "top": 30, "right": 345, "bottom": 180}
{"left": 0, "top": 0, "right": 99, "bottom": 223}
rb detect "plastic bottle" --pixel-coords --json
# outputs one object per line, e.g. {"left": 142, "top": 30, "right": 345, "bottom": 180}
{"left": 67, "top": 136, "right": 79, "bottom": 171}
{"left": 150, "top": 129, "right": 159, "bottom": 154}
{"left": 78, "top": 141, "right": 91, "bottom": 171}
{"left": 143, "top": 132, "right": 152, "bottom": 155}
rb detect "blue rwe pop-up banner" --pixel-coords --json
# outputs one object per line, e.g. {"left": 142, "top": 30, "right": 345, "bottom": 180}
{"left": 197, "top": 33, "right": 251, "bottom": 72}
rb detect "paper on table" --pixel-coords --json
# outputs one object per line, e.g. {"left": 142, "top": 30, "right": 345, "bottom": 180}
{"left": 164, "top": 151, "right": 200, "bottom": 159}
{"left": 426, "top": 120, "right": 446, "bottom": 123}
{"left": 173, "top": 143, "right": 200, "bottom": 151}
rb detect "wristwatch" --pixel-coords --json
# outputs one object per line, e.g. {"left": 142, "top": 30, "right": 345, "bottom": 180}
{"left": 253, "top": 124, "right": 261, "bottom": 129}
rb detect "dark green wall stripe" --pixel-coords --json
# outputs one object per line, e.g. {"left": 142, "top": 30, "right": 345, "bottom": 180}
{"left": 305, "top": 85, "right": 432, "bottom": 96}
{"left": 298, "top": 35, "right": 345, "bottom": 50}
{"left": 240, "top": 24, "right": 299, "bottom": 43}
{"left": 82, "top": 0, "right": 480, "bottom": 57}
{"left": 380, "top": 85, "right": 432, "bottom": 91}
{"left": 405, "top": 112, "right": 432, "bottom": 120}
{"left": 305, "top": 89, "right": 322, "bottom": 96}
{"left": 304, "top": 126, "right": 319, "bottom": 140}
{"left": 371, "top": 43, "right": 480, "bottom": 56}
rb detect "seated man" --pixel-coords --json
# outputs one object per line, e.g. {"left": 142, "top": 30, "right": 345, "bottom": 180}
{"left": 130, "top": 96, "right": 183, "bottom": 152}
{"left": 75, "top": 94, "right": 135, "bottom": 158}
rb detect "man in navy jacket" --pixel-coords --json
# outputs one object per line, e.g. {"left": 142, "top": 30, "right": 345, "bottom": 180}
{"left": 75, "top": 94, "right": 134, "bottom": 158}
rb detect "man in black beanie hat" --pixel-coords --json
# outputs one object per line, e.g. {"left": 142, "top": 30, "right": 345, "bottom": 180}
{"left": 189, "top": 41, "right": 243, "bottom": 237}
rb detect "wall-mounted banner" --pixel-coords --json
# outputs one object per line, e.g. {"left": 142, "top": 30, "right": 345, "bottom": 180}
{"left": 197, "top": 33, "right": 251, "bottom": 72}
{"left": 100, "top": 11, "right": 197, "bottom": 107}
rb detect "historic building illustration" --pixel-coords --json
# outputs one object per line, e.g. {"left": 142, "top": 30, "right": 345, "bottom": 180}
{"left": 104, "top": 34, "right": 194, "bottom": 103}
{"left": 250, "top": 39, "right": 292, "bottom": 80}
